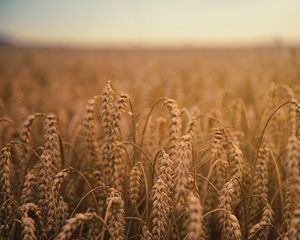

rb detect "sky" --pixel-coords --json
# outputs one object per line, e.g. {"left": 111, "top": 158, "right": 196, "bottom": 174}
{"left": 0, "top": 0, "right": 300, "bottom": 47}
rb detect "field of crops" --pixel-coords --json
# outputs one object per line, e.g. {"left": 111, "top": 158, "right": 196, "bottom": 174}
{"left": 0, "top": 46, "right": 300, "bottom": 239}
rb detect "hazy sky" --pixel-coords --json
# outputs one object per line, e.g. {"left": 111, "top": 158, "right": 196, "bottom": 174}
{"left": 0, "top": 0, "right": 300, "bottom": 47}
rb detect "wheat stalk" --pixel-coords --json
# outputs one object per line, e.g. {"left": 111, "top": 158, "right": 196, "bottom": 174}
{"left": 106, "top": 188, "right": 126, "bottom": 240}
{"left": 55, "top": 212, "right": 96, "bottom": 240}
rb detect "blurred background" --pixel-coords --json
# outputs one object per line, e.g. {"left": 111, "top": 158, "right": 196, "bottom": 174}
{"left": 1, "top": 0, "right": 300, "bottom": 48}
{"left": 0, "top": 0, "right": 300, "bottom": 128}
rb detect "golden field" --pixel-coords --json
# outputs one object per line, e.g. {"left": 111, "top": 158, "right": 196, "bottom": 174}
{"left": 0, "top": 46, "right": 300, "bottom": 239}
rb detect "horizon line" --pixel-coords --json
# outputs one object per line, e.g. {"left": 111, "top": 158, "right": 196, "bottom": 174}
{"left": 1, "top": 33, "right": 300, "bottom": 50}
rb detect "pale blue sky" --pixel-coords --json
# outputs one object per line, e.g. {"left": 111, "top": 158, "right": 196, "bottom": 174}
{"left": 0, "top": 0, "right": 300, "bottom": 46}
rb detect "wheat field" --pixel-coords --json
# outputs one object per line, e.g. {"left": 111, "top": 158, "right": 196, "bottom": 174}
{"left": 0, "top": 47, "right": 300, "bottom": 239}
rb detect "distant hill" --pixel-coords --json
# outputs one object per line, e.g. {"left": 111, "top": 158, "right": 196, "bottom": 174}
{"left": 0, "top": 35, "right": 14, "bottom": 47}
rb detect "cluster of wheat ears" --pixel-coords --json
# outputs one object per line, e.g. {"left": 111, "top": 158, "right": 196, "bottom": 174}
{"left": 0, "top": 76, "right": 300, "bottom": 240}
